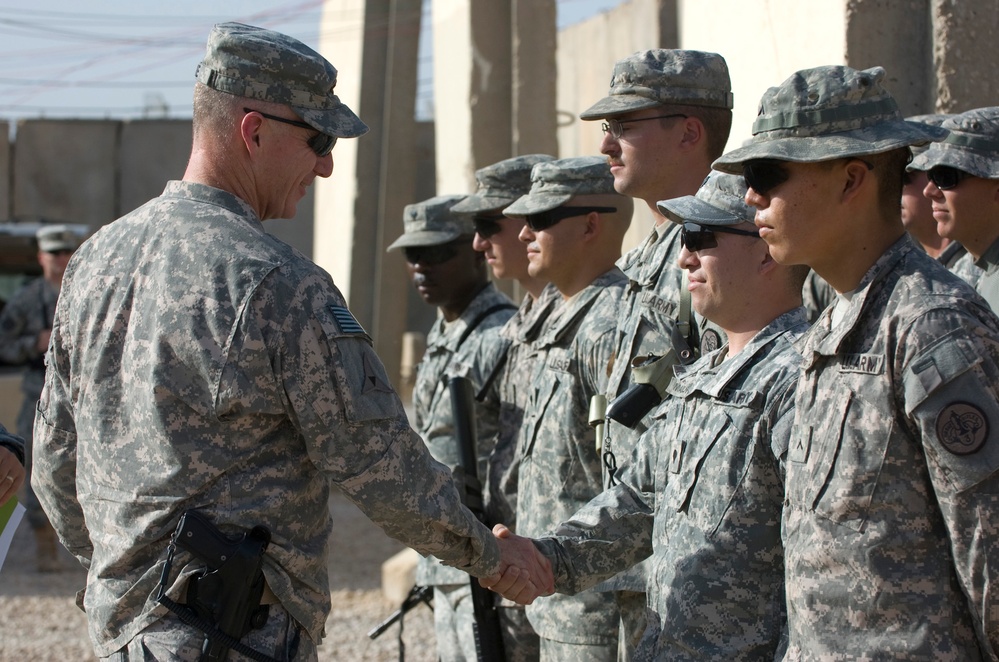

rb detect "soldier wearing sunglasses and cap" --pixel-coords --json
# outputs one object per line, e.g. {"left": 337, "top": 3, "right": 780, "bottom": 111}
{"left": 712, "top": 65, "right": 999, "bottom": 659}
{"left": 578, "top": 50, "right": 734, "bottom": 655}
{"left": 498, "top": 156, "right": 631, "bottom": 661}
{"left": 388, "top": 194, "right": 518, "bottom": 662}
{"left": 486, "top": 171, "right": 811, "bottom": 659}
{"left": 912, "top": 107, "right": 999, "bottom": 311}
{"left": 32, "top": 23, "right": 551, "bottom": 661}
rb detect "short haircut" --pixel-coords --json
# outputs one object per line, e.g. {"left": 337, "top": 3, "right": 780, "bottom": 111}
{"left": 670, "top": 103, "right": 734, "bottom": 160}
{"left": 192, "top": 83, "right": 243, "bottom": 144}
{"left": 866, "top": 148, "right": 912, "bottom": 222}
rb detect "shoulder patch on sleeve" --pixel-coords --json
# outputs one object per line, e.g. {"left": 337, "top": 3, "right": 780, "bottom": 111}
{"left": 936, "top": 402, "right": 989, "bottom": 455}
{"left": 328, "top": 305, "right": 368, "bottom": 337}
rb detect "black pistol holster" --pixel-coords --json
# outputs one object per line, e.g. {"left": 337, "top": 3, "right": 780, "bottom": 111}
{"left": 156, "top": 509, "right": 278, "bottom": 662}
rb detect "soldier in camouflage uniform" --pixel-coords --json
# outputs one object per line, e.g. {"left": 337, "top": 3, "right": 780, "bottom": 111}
{"left": 453, "top": 154, "right": 561, "bottom": 661}
{"left": 31, "top": 22, "right": 550, "bottom": 662}
{"left": 0, "top": 224, "right": 78, "bottom": 571}
{"left": 578, "top": 48, "right": 734, "bottom": 658}
{"left": 491, "top": 170, "right": 811, "bottom": 659}
{"left": 912, "top": 107, "right": 999, "bottom": 310}
{"left": 0, "top": 421, "right": 25, "bottom": 507}
{"left": 502, "top": 156, "right": 632, "bottom": 661}
{"left": 714, "top": 64, "right": 999, "bottom": 659}
{"left": 388, "top": 194, "right": 517, "bottom": 662}
{"left": 901, "top": 113, "right": 983, "bottom": 288}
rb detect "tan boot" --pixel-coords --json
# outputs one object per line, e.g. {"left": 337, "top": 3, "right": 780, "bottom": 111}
{"left": 34, "top": 525, "right": 63, "bottom": 573}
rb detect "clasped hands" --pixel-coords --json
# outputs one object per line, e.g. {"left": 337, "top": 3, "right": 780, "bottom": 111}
{"left": 478, "top": 524, "right": 555, "bottom": 605}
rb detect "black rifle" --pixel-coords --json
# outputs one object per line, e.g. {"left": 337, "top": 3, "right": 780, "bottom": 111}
{"left": 368, "top": 583, "right": 434, "bottom": 662}
{"left": 449, "top": 375, "right": 506, "bottom": 662}
{"left": 156, "top": 510, "right": 276, "bottom": 662}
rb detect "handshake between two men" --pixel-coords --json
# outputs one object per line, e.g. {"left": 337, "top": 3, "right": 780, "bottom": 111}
{"left": 480, "top": 523, "right": 554, "bottom": 605}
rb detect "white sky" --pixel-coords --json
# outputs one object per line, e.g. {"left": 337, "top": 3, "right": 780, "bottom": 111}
{"left": 0, "top": 0, "right": 623, "bottom": 122}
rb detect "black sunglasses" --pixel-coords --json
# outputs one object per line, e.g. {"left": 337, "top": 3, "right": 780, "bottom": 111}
{"left": 681, "top": 221, "right": 759, "bottom": 252}
{"left": 473, "top": 213, "right": 507, "bottom": 239}
{"left": 524, "top": 206, "right": 617, "bottom": 232}
{"left": 928, "top": 165, "right": 972, "bottom": 190}
{"left": 743, "top": 160, "right": 789, "bottom": 196}
{"left": 403, "top": 241, "right": 462, "bottom": 266}
{"left": 243, "top": 108, "right": 337, "bottom": 157}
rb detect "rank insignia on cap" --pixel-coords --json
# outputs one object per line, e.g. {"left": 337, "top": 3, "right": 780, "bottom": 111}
{"left": 328, "top": 305, "right": 367, "bottom": 337}
{"left": 936, "top": 402, "right": 989, "bottom": 455}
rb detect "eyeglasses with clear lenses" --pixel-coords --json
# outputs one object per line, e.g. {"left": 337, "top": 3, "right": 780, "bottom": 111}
{"left": 524, "top": 206, "right": 617, "bottom": 232}
{"left": 600, "top": 114, "right": 688, "bottom": 140}
{"left": 927, "top": 165, "right": 972, "bottom": 190}
{"left": 243, "top": 108, "right": 337, "bottom": 157}
{"left": 681, "top": 221, "right": 760, "bottom": 252}
{"left": 473, "top": 213, "right": 506, "bottom": 239}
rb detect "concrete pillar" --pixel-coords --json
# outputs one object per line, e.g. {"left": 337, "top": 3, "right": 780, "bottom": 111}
{"left": 317, "top": 0, "right": 422, "bottom": 388}
{"left": 13, "top": 120, "right": 117, "bottom": 228}
{"left": 0, "top": 122, "right": 9, "bottom": 220}
{"left": 512, "top": 0, "right": 558, "bottom": 157}
{"left": 932, "top": 0, "right": 999, "bottom": 113}
{"left": 845, "top": 0, "right": 932, "bottom": 115}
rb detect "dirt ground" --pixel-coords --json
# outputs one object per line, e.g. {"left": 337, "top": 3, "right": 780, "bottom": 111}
{"left": 0, "top": 491, "right": 437, "bottom": 661}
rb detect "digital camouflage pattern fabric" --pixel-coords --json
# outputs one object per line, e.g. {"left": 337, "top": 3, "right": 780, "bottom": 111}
{"left": 517, "top": 268, "right": 627, "bottom": 646}
{"left": 452, "top": 155, "right": 556, "bottom": 214}
{"left": 536, "top": 307, "right": 809, "bottom": 659}
{"left": 32, "top": 182, "right": 502, "bottom": 657}
{"left": 784, "top": 236, "right": 999, "bottom": 660}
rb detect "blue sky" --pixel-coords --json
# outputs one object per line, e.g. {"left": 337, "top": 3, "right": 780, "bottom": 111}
{"left": 0, "top": 0, "right": 622, "bottom": 121}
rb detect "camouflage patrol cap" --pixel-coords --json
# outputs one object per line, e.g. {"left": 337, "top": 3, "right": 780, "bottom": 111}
{"left": 36, "top": 224, "right": 78, "bottom": 252}
{"left": 905, "top": 113, "right": 953, "bottom": 162}
{"left": 450, "top": 154, "right": 556, "bottom": 214}
{"left": 387, "top": 195, "right": 473, "bottom": 251}
{"left": 196, "top": 22, "right": 367, "bottom": 139}
{"left": 503, "top": 156, "right": 617, "bottom": 215}
{"left": 579, "top": 49, "right": 733, "bottom": 121}
{"left": 657, "top": 171, "right": 754, "bottom": 227}
{"left": 910, "top": 107, "right": 999, "bottom": 179}
{"left": 713, "top": 66, "right": 946, "bottom": 173}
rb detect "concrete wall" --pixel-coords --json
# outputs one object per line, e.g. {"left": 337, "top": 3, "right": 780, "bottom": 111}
{"left": 932, "top": 0, "right": 999, "bottom": 112}
{"left": 118, "top": 120, "right": 191, "bottom": 218}
{"left": 0, "top": 123, "right": 9, "bottom": 222}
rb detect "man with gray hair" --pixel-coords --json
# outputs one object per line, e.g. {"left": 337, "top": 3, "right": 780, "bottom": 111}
{"left": 578, "top": 48, "right": 734, "bottom": 656}
{"left": 488, "top": 171, "right": 811, "bottom": 659}
{"left": 913, "top": 106, "right": 999, "bottom": 309}
{"left": 714, "top": 65, "right": 999, "bottom": 658}
{"left": 503, "top": 156, "right": 632, "bottom": 661}
{"left": 32, "top": 22, "right": 550, "bottom": 661}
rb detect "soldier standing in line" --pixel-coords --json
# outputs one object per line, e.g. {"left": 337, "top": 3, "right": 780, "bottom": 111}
{"left": 0, "top": 224, "right": 78, "bottom": 572}
{"left": 714, "top": 65, "right": 999, "bottom": 658}
{"left": 32, "top": 23, "right": 549, "bottom": 661}
{"left": 503, "top": 156, "right": 632, "bottom": 661}
{"left": 388, "top": 194, "right": 517, "bottom": 662}
{"left": 452, "top": 153, "right": 559, "bottom": 660}
{"left": 576, "top": 48, "right": 734, "bottom": 657}
{"left": 488, "top": 171, "right": 811, "bottom": 660}
{"left": 913, "top": 107, "right": 999, "bottom": 309}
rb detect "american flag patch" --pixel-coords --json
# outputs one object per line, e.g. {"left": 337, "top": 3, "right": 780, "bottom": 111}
{"left": 329, "top": 305, "right": 368, "bottom": 336}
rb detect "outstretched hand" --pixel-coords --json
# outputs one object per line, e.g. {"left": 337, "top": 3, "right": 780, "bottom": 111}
{"left": 478, "top": 524, "right": 554, "bottom": 604}
{"left": 0, "top": 447, "right": 25, "bottom": 506}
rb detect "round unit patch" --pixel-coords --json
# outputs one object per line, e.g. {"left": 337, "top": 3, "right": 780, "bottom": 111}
{"left": 700, "top": 329, "right": 721, "bottom": 354}
{"left": 936, "top": 402, "right": 989, "bottom": 455}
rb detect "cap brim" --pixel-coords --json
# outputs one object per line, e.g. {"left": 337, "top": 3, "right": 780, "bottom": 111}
{"left": 578, "top": 95, "right": 662, "bottom": 121}
{"left": 503, "top": 192, "right": 572, "bottom": 216}
{"left": 657, "top": 196, "right": 747, "bottom": 226}
{"left": 450, "top": 194, "right": 511, "bottom": 214}
{"left": 296, "top": 103, "right": 369, "bottom": 139}
{"left": 386, "top": 230, "right": 461, "bottom": 251}
{"left": 713, "top": 121, "right": 947, "bottom": 173}
{"left": 910, "top": 144, "right": 999, "bottom": 180}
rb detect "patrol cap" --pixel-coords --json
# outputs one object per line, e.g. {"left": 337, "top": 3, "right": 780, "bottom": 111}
{"left": 36, "top": 224, "right": 78, "bottom": 252}
{"left": 579, "top": 49, "right": 733, "bottom": 121}
{"left": 713, "top": 66, "right": 946, "bottom": 173}
{"left": 910, "top": 107, "right": 999, "bottom": 179}
{"left": 503, "top": 156, "right": 617, "bottom": 216}
{"left": 451, "top": 154, "right": 556, "bottom": 214}
{"left": 196, "top": 22, "right": 367, "bottom": 140}
{"left": 387, "top": 195, "right": 473, "bottom": 251}
{"left": 657, "top": 171, "right": 754, "bottom": 227}
{"left": 905, "top": 113, "right": 953, "bottom": 162}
